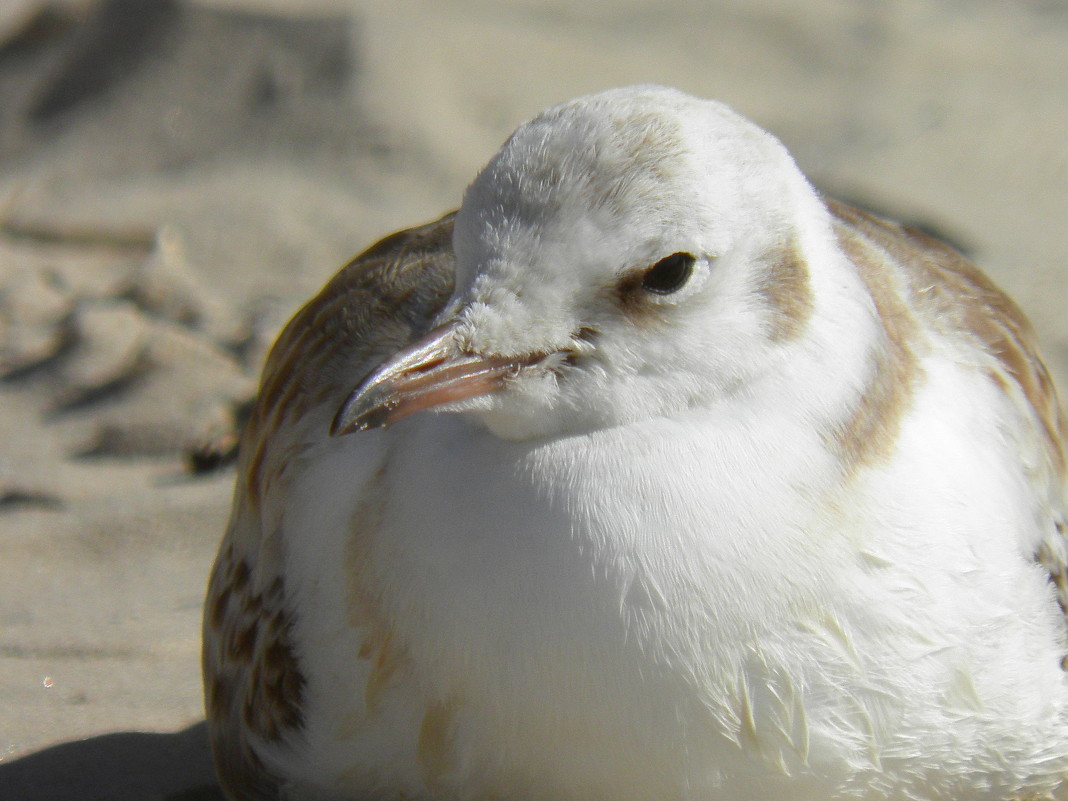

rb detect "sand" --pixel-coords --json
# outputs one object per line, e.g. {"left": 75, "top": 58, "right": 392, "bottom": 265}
{"left": 0, "top": 0, "right": 1065, "bottom": 797}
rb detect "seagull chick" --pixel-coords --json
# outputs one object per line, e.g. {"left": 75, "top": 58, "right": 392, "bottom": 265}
{"left": 203, "top": 85, "right": 1068, "bottom": 801}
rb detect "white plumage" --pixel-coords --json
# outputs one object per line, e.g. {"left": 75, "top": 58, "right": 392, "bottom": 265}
{"left": 204, "top": 85, "right": 1068, "bottom": 801}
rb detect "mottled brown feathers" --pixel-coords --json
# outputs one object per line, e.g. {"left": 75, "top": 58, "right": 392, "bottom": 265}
{"left": 242, "top": 212, "right": 457, "bottom": 513}
{"left": 203, "top": 540, "right": 300, "bottom": 800}
{"left": 205, "top": 545, "right": 303, "bottom": 740}
{"left": 828, "top": 207, "right": 923, "bottom": 472}
{"left": 827, "top": 198, "right": 1068, "bottom": 652}
{"left": 203, "top": 214, "right": 458, "bottom": 800}
{"left": 827, "top": 198, "right": 1067, "bottom": 482}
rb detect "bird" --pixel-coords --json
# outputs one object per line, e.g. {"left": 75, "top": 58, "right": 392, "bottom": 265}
{"left": 202, "top": 85, "right": 1068, "bottom": 801}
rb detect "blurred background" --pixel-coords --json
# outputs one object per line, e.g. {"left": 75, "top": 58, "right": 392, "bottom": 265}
{"left": 0, "top": 0, "right": 1065, "bottom": 797}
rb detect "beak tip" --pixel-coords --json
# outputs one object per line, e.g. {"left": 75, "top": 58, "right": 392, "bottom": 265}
{"left": 330, "top": 396, "right": 384, "bottom": 437}
{"left": 328, "top": 414, "right": 354, "bottom": 438}
{"left": 328, "top": 417, "right": 352, "bottom": 437}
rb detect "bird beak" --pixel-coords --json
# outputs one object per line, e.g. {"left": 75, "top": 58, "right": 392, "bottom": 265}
{"left": 330, "top": 320, "right": 543, "bottom": 435}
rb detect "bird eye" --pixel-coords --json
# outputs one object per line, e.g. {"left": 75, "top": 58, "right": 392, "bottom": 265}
{"left": 641, "top": 252, "right": 695, "bottom": 295}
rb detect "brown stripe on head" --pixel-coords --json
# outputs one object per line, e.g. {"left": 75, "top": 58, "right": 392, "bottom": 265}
{"left": 829, "top": 219, "right": 924, "bottom": 473}
{"left": 754, "top": 239, "right": 814, "bottom": 343}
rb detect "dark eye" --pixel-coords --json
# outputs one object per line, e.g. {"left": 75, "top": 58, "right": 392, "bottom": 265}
{"left": 641, "top": 252, "right": 695, "bottom": 295}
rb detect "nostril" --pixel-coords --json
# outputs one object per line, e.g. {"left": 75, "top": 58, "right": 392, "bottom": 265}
{"left": 559, "top": 327, "right": 600, "bottom": 369}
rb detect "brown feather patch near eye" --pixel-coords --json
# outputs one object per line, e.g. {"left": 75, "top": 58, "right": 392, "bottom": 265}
{"left": 609, "top": 269, "right": 670, "bottom": 323}
{"left": 756, "top": 242, "right": 814, "bottom": 342}
{"left": 609, "top": 255, "right": 695, "bottom": 322}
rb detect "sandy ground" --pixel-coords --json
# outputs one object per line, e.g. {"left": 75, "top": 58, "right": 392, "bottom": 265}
{"left": 0, "top": 0, "right": 1065, "bottom": 798}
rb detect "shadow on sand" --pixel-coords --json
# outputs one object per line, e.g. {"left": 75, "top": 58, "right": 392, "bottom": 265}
{"left": 0, "top": 720, "right": 224, "bottom": 801}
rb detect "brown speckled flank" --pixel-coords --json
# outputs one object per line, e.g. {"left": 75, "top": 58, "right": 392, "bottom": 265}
{"left": 203, "top": 538, "right": 301, "bottom": 801}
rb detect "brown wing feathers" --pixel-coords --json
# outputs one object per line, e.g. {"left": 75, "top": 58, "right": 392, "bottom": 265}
{"left": 203, "top": 213, "right": 456, "bottom": 800}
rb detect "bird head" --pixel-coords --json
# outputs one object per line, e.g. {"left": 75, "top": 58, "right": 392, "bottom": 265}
{"left": 333, "top": 86, "right": 833, "bottom": 441}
